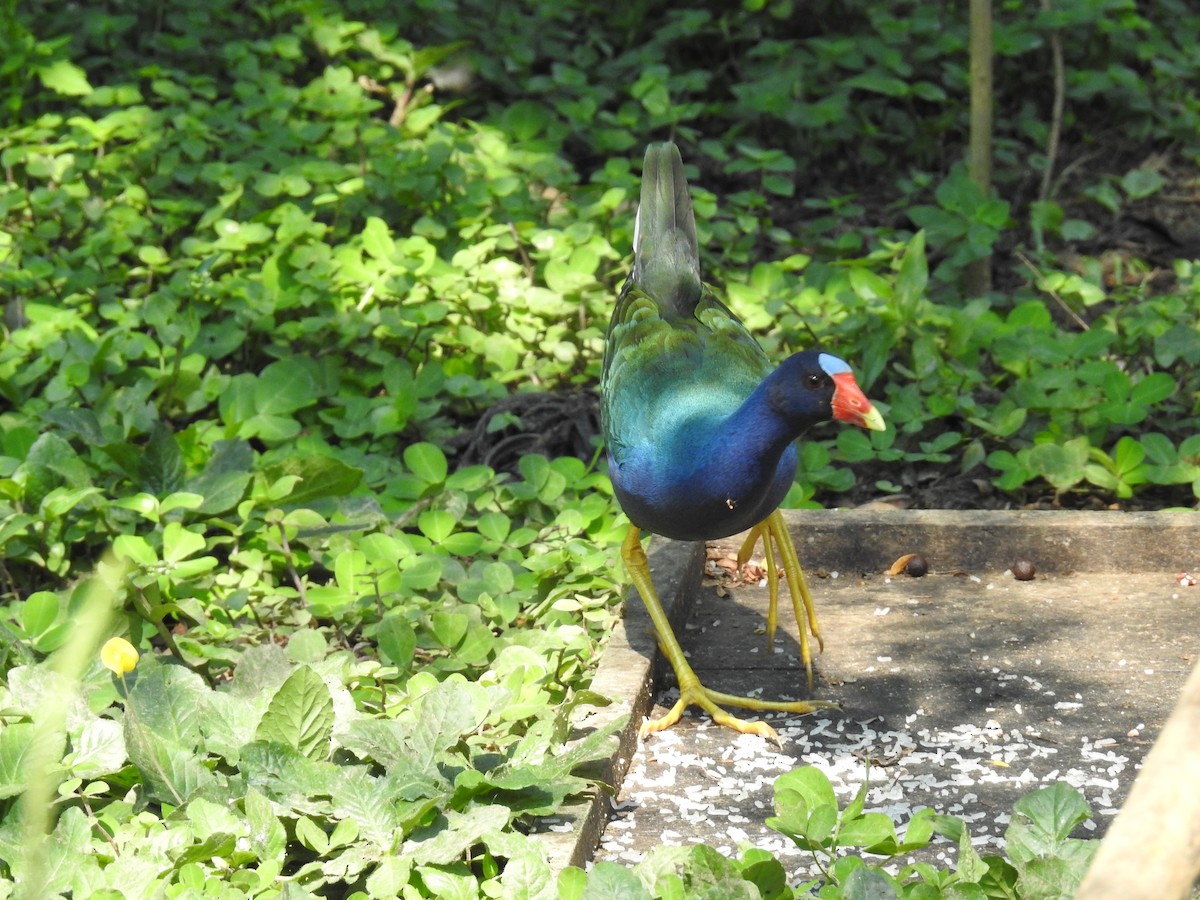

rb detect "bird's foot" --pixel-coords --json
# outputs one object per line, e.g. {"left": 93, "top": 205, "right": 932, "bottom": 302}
{"left": 640, "top": 683, "right": 841, "bottom": 746}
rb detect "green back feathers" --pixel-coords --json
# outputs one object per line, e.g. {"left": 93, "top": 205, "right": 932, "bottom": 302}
{"left": 602, "top": 143, "right": 773, "bottom": 458}
{"left": 632, "top": 142, "right": 701, "bottom": 316}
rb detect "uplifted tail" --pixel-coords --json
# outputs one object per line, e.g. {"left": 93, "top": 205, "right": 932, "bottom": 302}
{"left": 632, "top": 142, "right": 701, "bottom": 315}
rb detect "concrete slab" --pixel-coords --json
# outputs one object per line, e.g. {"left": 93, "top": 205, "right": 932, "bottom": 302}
{"left": 573, "top": 510, "right": 1200, "bottom": 878}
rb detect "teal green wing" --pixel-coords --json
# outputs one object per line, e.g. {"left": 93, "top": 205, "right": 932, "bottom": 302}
{"left": 601, "top": 281, "right": 771, "bottom": 462}
{"left": 601, "top": 142, "right": 772, "bottom": 461}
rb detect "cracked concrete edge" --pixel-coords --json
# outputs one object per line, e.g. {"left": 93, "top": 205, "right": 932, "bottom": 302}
{"left": 539, "top": 538, "right": 705, "bottom": 876}
{"left": 537, "top": 508, "right": 1200, "bottom": 873}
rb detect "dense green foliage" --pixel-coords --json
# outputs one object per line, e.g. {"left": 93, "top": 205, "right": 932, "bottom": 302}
{"left": 568, "top": 768, "right": 1099, "bottom": 899}
{"left": 1, "top": 0, "right": 1198, "bottom": 896}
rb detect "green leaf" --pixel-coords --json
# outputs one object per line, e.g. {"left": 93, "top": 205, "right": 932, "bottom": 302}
{"left": 367, "top": 857, "right": 414, "bottom": 897}
{"left": 838, "top": 811, "right": 898, "bottom": 850}
{"left": 22, "top": 807, "right": 93, "bottom": 894}
{"left": 893, "top": 230, "right": 928, "bottom": 319}
{"left": 127, "top": 658, "right": 210, "bottom": 746}
{"left": 0, "top": 723, "right": 36, "bottom": 799}
{"left": 261, "top": 455, "right": 363, "bottom": 505}
{"left": 842, "top": 864, "right": 898, "bottom": 900}
{"left": 1120, "top": 168, "right": 1165, "bottom": 199}
{"left": 22, "top": 591, "right": 59, "bottom": 637}
{"left": 956, "top": 826, "right": 989, "bottom": 883}
{"left": 403, "top": 805, "right": 510, "bottom": 865}
{"left": 37, "top": 59, "right": 93, "bottom": 96}
{"left": 67, "top": 718, "right": 126, "bottom": 778}
{"left": 1130, "top": 372, "right": 1175, "bottom": 407}
{"left": 161, "top": 521, "right": 208, "bottom": 564}
{"left": 255, "top": 666, "right": 335, "bottom": 760}
{"left": 113, "top": 534, "right": 158, "bottom": 566}
{"left": 775, "top": 766, "right": 837, "bottom": 812}
{"left": 19, "top": 432, "right": 92, "bottom": 507}
{"left": 141, "top": 425, "right": 186, "bottom": 495}
{"left": 1009, "top": 783, "right": 1092, "bottom": 852}
{"left": 376, "top": 614, "right": 416, "bottom": 670}
{"left": 362, "top": 216, "right": 396, "bottom": 261}
{"left": 570, "top": 861, "right": 652, "bottom": 899}
{"left": 404, "top": 442, "right": 448, "bottom": 485}
{"left": 124, "top": 715, "right": 218, "bottom": 805}
{"left": 419, "top": 509, "right": 456, "bottom": 543}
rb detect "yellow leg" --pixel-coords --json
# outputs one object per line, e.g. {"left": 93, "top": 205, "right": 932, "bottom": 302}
{"left": 737, "top": 508, "right": 824, "bottom": 689}
{"left": 623, "top": 523, "right": 836, "bottom": 744}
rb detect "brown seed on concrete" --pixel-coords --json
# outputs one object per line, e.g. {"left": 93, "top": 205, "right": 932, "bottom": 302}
{"left": 1012, "top": 559, "right": 1037, "bottom": 581}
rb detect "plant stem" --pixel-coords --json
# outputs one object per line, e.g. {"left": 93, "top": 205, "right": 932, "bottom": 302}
{"left": 1038, "top": 0, "right": 1065, "bottom": 204}
{"left": 966, "top": 0, "right": 994, "bottom": 297}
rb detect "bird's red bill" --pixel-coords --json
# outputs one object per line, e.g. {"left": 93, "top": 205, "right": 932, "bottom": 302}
{"left": 831, "top": 372, "right": 885, "bottom": 431}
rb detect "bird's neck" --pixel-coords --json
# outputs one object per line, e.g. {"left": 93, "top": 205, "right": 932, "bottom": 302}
{"left": 676, "top": 373, "right": 801, "bottom": 504}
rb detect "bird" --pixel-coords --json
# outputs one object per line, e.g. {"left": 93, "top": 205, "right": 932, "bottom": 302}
{"left": 601, "top": 142, "right": 886, "bottom": 742}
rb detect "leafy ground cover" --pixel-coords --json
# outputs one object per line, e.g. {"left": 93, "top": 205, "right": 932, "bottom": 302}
{"left": 569, "top": 768, "right": 1101, "bottom": 899}
{"left": 1, "top": 0, "right": 1198, "bottom": 896}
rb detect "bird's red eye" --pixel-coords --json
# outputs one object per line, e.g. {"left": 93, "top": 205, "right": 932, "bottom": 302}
{"left": 806, "top": 373, "right": 822, "bottom": 389}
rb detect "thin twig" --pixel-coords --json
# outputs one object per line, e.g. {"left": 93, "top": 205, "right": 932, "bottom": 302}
{"left": 1038, "top": 0, "right": 1065, "bottom": 204}
{"left": 1016, "top": 250, "right": 1091, "bottom": 331}
{"left": 275, "top": 520, "right": 309, "bottom": 606}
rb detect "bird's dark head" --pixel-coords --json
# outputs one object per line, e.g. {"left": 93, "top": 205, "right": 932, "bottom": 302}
{"left": 770, "top": 350, "right": 886, "bottom": 432}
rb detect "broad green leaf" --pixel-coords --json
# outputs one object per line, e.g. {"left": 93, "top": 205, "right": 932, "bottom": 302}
{"left": 161, "top": 521, "right": 208, "bottom": 564}
{"left": 186, "top": 796, "right": 241, "bottom": 840}
{"left": 238, "top": 740, "right": 339, "bottom": 801}
{"left": 124, "top": 715, "right": 218, "bottom": 805}
{"left": 430, "top": 610, "right": 468, "bottom": 649}
{"left": 330, "top": 767, "right": 398, "bottom": 848}
{"left": 22, "top": 591, "right": 59, "bottom": 636}
{"left": 362, "top": 216, "right": 396, "bottom": 261}
{"left": 1008, "top": 783, "right": 1092, "bottom": 853}
{"left": 894, "top": 230, "right": 927, "bottom": 319}
{"left": 37, "top": 59, "right": 93, "bottom": 96}
{"left": 244, "top": 788, "right": 287, "bottom": 861}
{"left": 409, "top": 679, "right": 487, "bottom": 770}
{"left": 441, "top": 531, "right": 483, "bottom": 556}
{"left": 294, "top": 815, "right": 328, "bottom": 853}
{"left": 0, "top": 723, "right": 36, "bottom": 799}
{"left": 416, "top": 865, "right": 479, "bottom": 900}
{"left": 402, "top": 804, "right": 510, "bottom": 865}
{"left": 159, "top": 491, "right": 204, "bottom": 514}
{"left": 367, "top": 857, "right": 414, "bottom": 897}
{"left": 774, "top": 766, "right": 837, "bottom": 814}
{"left": 477, "top": 511, "right": 512, "bottom": 543}
{"left": 140, "top": 425, "right": 185, "bottom": 495}
{"left": 571, "top": 861, "right": 651, "bottom": 899}
{"left": 838, "top": 811, "right": 899, "bottom": 850}
{"left": 418, "top": 509, "right": 455, "bottom": 543}
{"left": 173, "top": 832, "right": 238, "bottom": 868}
{"left": 126, "top": 658, "right": 210, "bottom": 746}
{"left": 1120, "top": 168, "right": 1165, "bottom": 199}
{"left": 40, "top": 485, "right": 103, "bottom": 518}
{"left": 67, "top": 718, "right": 126, "bottom": 778}
{"left": 404, "top": 442, "right": 448, "bottom": 485}
{"left": 190, "top": 470, "right": 252, "bottom": 516}
{"left": 376, "top": 613, "right": 416, "bottom": 670}
{"left": 285, "top": 628, "right": 327, "bottom": 663}
{"left": 1130, "top": 372, "right": 1175, "bottom": 406}
{"left": 334, "top": 549, "right": 368, "bottom": 591}
{"left": 255, "top": 666, "right": 334, "bottom": 759}
{"left": 956, "top": 826, "right": 989, "bottom": 883}
{"left": 842, "top": 864, "right": 898, "bottom": 900}
{"left": 13, "top": 807, "right": 92, "bottom": 895}
{"left": 496, "top": 841, "right": 556, "bottom": 900}
{"left": 261, "top": 455, "right": 362, "bottom": 506}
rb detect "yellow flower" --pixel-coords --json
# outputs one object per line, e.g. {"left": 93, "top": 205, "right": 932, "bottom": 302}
{"left": 100, "top": 637, "right": 139, "bottom": 676}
